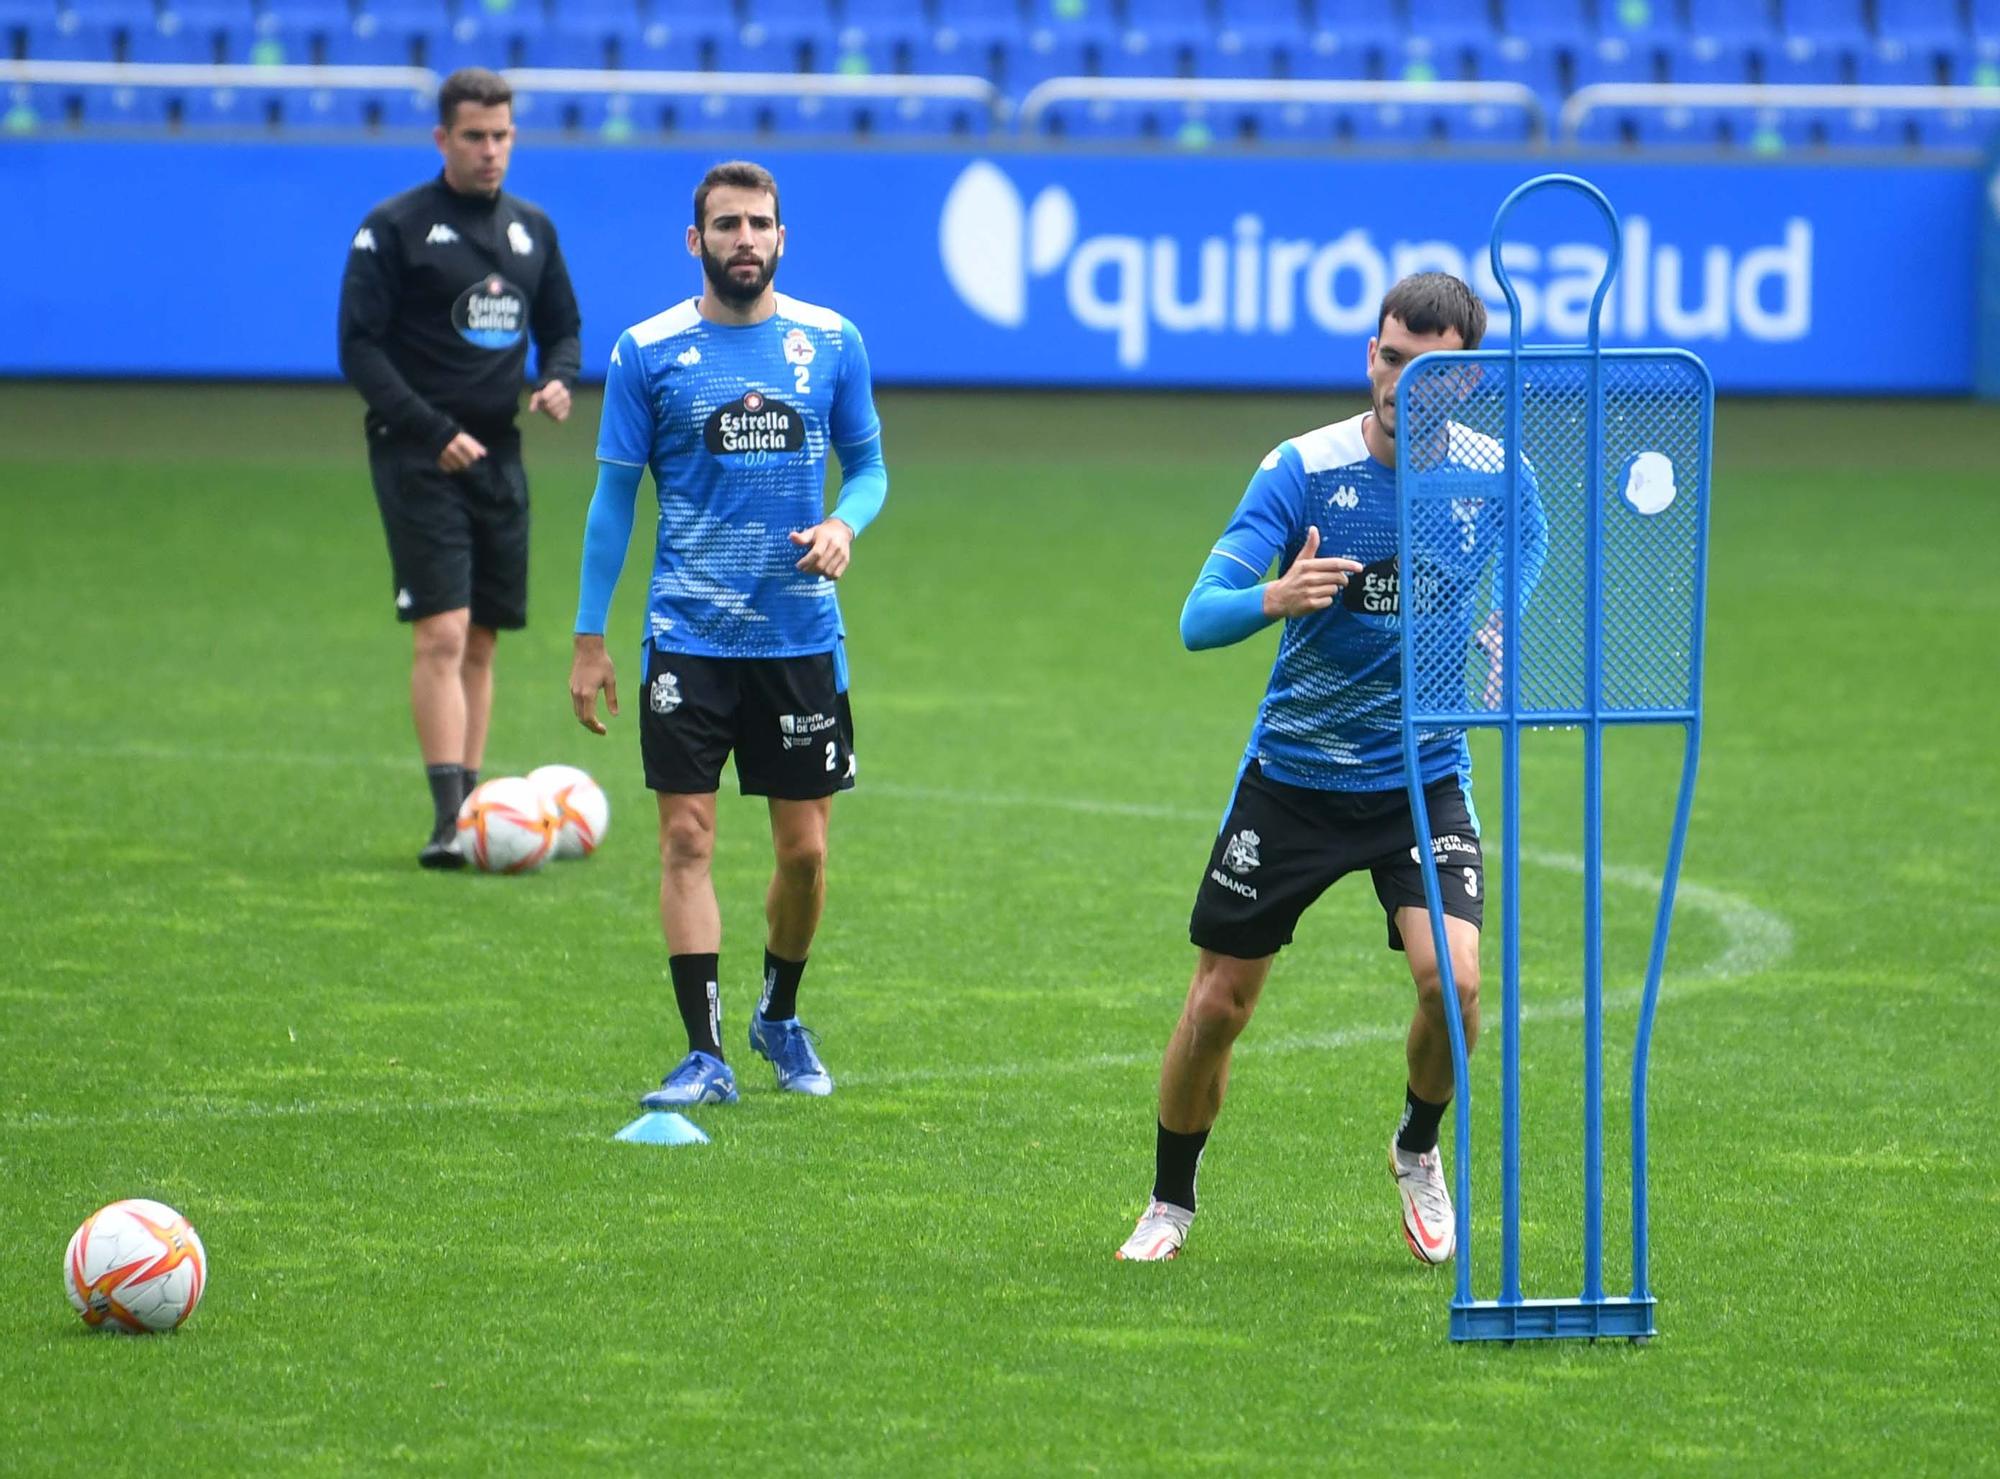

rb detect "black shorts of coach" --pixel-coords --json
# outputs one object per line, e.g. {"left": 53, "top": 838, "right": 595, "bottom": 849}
{"left": 640, "top": 647, "right": 857, "bottom": 800}
{"left": 1189, "top": 761, "right": 1485, "bottom": 961}
{"left": 368, "top": 430, "right": 529, "bottom": 630}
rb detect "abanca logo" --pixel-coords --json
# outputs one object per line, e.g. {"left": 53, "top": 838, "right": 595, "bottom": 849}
{"left": 940, "top": 160, "right": 1812, "bottom": 371}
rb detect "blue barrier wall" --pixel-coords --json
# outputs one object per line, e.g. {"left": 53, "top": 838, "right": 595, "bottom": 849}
{"left": 0, "top": 139, "right": 1980, "bottom": 393}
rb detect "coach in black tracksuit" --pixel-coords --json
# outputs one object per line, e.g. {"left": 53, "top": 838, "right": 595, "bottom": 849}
{"left": 338, "top": 67, "right": 581, "bottom": 868}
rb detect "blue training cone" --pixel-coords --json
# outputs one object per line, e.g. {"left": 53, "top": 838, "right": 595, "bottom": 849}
{"left": 613, "top": 1111, "right": 710, "bottom": 1146}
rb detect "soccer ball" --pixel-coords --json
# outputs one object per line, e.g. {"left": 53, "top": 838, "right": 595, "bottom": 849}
{"left": 64, "top": 1199, "right": 207, "bottom": 1333}
{"left": 456, "top": 776, "right": 558, "bottom": 874}
{"left": 528, "top": 764, "right": 610, "bottom": 860}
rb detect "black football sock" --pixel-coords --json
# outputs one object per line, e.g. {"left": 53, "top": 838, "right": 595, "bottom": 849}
{"left": 1152, "top": 1122, "right": 1209, "bottom": 1214}
{"left": 669, "top": 953, "right": 724, "bottom": 1059}
{"left": 425, "top": 763, "right": 466, "bottom": 836}
{"left": 1396, "top": 1085, "right": 1449, "bottom": 1155}
{"left": 759, "top": 950, "right": 807, "bottom": 1021}
{"left": 463, "top": 768, "right": 479, "bottom": 796}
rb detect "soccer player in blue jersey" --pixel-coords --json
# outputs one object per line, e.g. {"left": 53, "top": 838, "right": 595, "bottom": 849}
{"left": 567, "top": 161, "right": 888, "bottom": 1107}
{"left": 1116, "top": 274, "right": 1546, "bottom": 1265}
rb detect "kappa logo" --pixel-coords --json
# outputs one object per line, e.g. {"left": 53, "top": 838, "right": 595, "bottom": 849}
{"left": 425, "top": 223, "right": 460, "bottom": 245}
{"left": 650, "top": 671, "right": 682, "bottom": 715}
{"left": 782, "top": 327, "right": 816, "bottom": 366}
{"left": 352, "top": 227, "right": 377, "bottom": 252}
{"left": 1223, "top": 828, "right": 1261, "bottom": 876}
{"left": 677, "top": 345, "right": 702, "bottom": 367}
{"left": 507, "top": 221, "right": 533, "bottom": 256}
{"left": 1330, "top": 484, "right": 1359, "bottom": 510}
{"left": 395, "top": 586, "right": 412, "bottom": 611}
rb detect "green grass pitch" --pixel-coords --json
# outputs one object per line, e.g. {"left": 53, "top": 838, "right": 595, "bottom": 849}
{"left": 1, "top": 384, "right": 1994, "bottom": 1473}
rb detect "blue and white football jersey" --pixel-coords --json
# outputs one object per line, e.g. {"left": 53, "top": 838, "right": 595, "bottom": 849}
{"left": 596, "top": 293, "right": 882, "bottom": 658}
{"left": 1213, "top": 412, "right": 1546, "bottom": 793}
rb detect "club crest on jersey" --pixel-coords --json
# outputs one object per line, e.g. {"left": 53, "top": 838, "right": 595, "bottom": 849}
{"left": 1223, "top": 829, "right": 1261, "bottom": 875}
{"left": 650, "top": 671, "right": 682, "bottom": 715}
{"left": 507, "top": 221, "right": 534, "bottom": 256}
{"left": 782, "top": 328, "right": 816, "bottom": 366}
{"left": 452, "top": 275, "right": 526, "bottom": 350}
{"left": 705, "top": 391, "right": 805, "bottom": 455}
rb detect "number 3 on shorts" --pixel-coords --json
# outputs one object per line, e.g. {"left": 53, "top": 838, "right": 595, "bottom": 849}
{"left": 1464, "top": 867, "right": 1478, "bottom": 899}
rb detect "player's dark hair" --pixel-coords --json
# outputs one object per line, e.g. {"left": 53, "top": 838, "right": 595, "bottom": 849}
{"left": 1378, "top": 272, "right": 1487, "bottom": 350}
{"left": 695, "top": 161, "right": 782, "bottom": 230}
{"left": 438, "top": 68, "right": 512, "bottom": 128}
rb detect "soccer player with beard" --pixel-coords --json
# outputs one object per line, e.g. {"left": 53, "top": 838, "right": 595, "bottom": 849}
{"left": 568, "top": 161, "right": 888, "bottom": 1107}
{"left": 1114, "top": 273, "right": 1547, "bottom": 1267}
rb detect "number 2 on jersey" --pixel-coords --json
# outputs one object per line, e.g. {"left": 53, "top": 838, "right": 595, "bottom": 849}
{"left": 793, "top": 364, "right": 811, "bottom": 396}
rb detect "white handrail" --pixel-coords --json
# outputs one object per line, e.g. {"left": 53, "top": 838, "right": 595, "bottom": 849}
{"left": 1018, "top": 76, "right": 1546, "bottom": 130}
{"left": 1562, "top": 81, "right": 2000, "bottom": 138}
{"left": 0, "top": 60, "right": 435, "bottom": 89}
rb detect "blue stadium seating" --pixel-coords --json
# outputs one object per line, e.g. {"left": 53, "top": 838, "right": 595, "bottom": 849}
{"left": 1598, "top": 0, "right": 1684, "bottom": 46}
{"left": 1761, "top": 36, "right": 1846, "bottom": 84}
{"left": 1571, "top": 105, "right": 1627, "bottom": 146}
{"left": 125, "top": 19, "right": 218, "bottom": 61}
{"left": 1287, "top": 29, "right": 1373, "bottom": 80}
{"left": 517, "top": 29, "right": 614, "bottom": 69}
{"left": 179, "top": 83, "right": 281, "bottom": 128}
{"left": 1036, "top": 96, "right": 1147, "bottom": 139}
{"left": 933, "top": 0, "right": 1025, "bottom": 44}
{"left": 321, "top": 19, "right": 420, "bottom": 67}
{"left": 1664, "top": 36, "right": 1752, "bottom": 84}
{"left": 1877, "top": 0, "right": 1966, "bottom": 48}
{"left": 1686, "top": 0, "right": 1776, "bottom": 44}
{"left": 647, "top": 0, "right": 735, "bottom": 49}
{"left": 1408, "top": 0, "right": 1495, "bottom": 45}
{"left": 873, "top": 93, "right": 993, "bottom": 136}
{"left": 23, "top": 19, "right": 113, "bottom": 59}
{"left": 1571, "top": 35, "right": 1658, "bottom": 87}
{"left": 617, "top": 27, "right": 705, "bottom": 71}
{"left": 2, "top": 80, "right": 65, "bottom": 131}
{"left": 1499, "top": 0, "right": 1591, "bottom": 46}
{"left": 372, "top": 85, "right": 440, "bottom": 129}
{"left": 1442, "top": 100, "right": 1534, "bottom": 143}
{"left": 1975, "top": 0, "right": 2000, "bottom": 44}
{"left": 1309, "top": 0, "right": 1403, "bottom": 54}
{"left": 1633, "top": 102, "right": 1727, "bottom": 147}
{"left": 78, "top": 81, "right": 170, "bottom": 124}
{"left": 280, "top": 85, "right": 369, "bottom": 129}
{"left": 1778, "top": 0, "right": 1868, "bottom": 47}
{"left": 67, "top": 0, "right": 160, "bottom": 30}
{"left": 1249, "top": 99, "right": 1340, "bottom": 143}
{"left": 1724, "top": 103, "right": 1812, "bottom": 150}
{"left": 1914, "top": 105, "right": 2000, "bottom": 148}
{"left": 1856, "top": 39, "right": 1939, "bottom": 85}
{"left": 1478, "top": 34, "right": 1562, "bottom": 112}
{"left": 770, "top": 91, "right": 868, "bottom": 135}
{"left": 1817, "top": 104, "right": 1911, "bottom": 149}
{"left": 664, "top": 92, "right": 759, "bottom": 135}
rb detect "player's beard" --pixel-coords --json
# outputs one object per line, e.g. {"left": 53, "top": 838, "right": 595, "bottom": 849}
{"left": 701, "top": 245, "right": 778, "bottom": 305}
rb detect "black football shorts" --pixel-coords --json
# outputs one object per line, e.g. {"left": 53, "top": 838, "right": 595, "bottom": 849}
{"left": 368, "top": 431, "right": 529, "bottom": 630}
{"left": 1189, "top": 761, "right": 1484, "bottom": 960}
{"left": 639, "top": 647, "right": 857, "bottom": 800}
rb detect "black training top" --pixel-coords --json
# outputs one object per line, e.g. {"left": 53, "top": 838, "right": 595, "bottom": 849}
{"left": 337, "top": 173, "right": 582, "bottom": 458}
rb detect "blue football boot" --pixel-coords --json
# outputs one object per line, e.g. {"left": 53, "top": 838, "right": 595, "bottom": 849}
{"left": 747, "top": 1015, "right": 834, "bottom": 1096}
{"left": 640, "top": 1050, "right": 739, "bottom": 1108}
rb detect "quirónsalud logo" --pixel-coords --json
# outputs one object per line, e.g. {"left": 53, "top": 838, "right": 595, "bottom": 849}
{"left": 938, "top": 161, "right": 1813, "bottom": 372}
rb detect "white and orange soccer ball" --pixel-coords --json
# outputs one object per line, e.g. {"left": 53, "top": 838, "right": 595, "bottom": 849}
{"left": 528, "top": 764, "right": 610, "bottom": 860}
{"left": 456, "top": 776, "right": 558, "bottom": 874}
{"left": 64, "top": 1199, "right": 207, "bottom": 1333}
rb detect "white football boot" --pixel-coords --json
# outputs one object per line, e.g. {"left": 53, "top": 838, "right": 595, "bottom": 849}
{"left": 1114, "top": 1200, "right": 1193, "bottom": 1262}
{"left": 1390, "top": 1136, "right": 1455, "bottom": 1265}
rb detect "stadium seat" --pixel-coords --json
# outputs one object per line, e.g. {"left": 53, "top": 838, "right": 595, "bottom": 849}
{"left": 1310, "top": 0, "right": 1404, "bottom": 55}
{"left": 1632, "top": 102, "right": 1727, "bottom": 147}
{"left": 1035, "top": 96, "right": 1147, "bottom": 139}
{"left": 2, "top": 81, "right": 67, "bottom": 132}
{"left": 497, "top": 85, "right": 565, "bottom": 132}
{"left": 516, "top": 29, "right": 615, "bottom": 69}
{"left": 1723, "top": 103, "right": 1811, "bottom": 151}
{"left": 767, "top": 91, "right": 866, "bottom": 136}
{"left": 870, "top": 92, "right": 994, "bottom": 136}
{"left": 1687, "top": 0, "right": 1776, "bottom": 44}
{"left": 22, "top": 19, "right": 113, "bottom": 60}
{"left": 569, "top": 91, "right": 673, "bottom": 139}
{"left": 179, "top": 83, "right": 281, "bottom": 129}
{"left": 1597, "top": 0, "right": 1684, "bottom": 46}
{"left": 644, "top": 0, "right": 733, "bottom": 48}
{"left": 1390, "top": 33, "right": 1471, "bottom": 82}
{"left": 1778, "top": 0, "right": 1867, "bottom": 47}
{"left": 1914, "top": 104, "right": 2000, "bottom": 149}
{"left": 1407, "top": 0, "right": 1495, "bottom": 45}
{"left": 1498, "top": 0, "right": 1590, "bottom": 46}
{"left": 78, "top": 81, "right": 170, "bottom": 125}
{"left": 1760, "top": 36, "right": 1845, "bottom": 84}
{"left": 1248, "top": 99, "right": 1340, "bottom": 143}
{"left": 279, "top": 85, "right": 370, "bottom": 130}
{"left": 66, "top": 0, "right": 158, "bottom": 30}
{"left": 1477, "top": 36, "right": 1562, "bottom": 120}
{"left": 232, "top": 22, "right": 320, "bottom": 66}
{"left": 1571, "top": 35, "right": 1658, "bottom": 87}
{"left": 933, "top": 0, "right": 1024, "bottom": 45}
{"left": 124, "top": 18, "right": 218, "bottom": 61}
{"left": 1855, "top": 39, "right": 1939, "bottom": 86}
{"left": 618, "top": 26, "right": 705, "bottom": 71}
{"left": 322, "top": 20, "right": 421, "bottom": 67}
{"left": 422, "top": 19, "right": 530, "bottom": 74}
{"left": 1441, "top": 100, "right": 1534, "bottom": 143}
{"left": 1977, "top": 0, "right": 2000, "bottom": 42}
{"left": 1001, "top": 28, "right": 1091, "bottom": 90}
{"left": 1026, "top": 0, "right": 1117, "bottom": 50}
{"left": 908, "top": 27, "right": 1002, "bottom": 78}
{"left": 741, "top": 0, "right": 837, "bottom": 65}
{"left": 1946, "top": 45, "right": 2000, "bottom": 87}
{"left": 1571, "top": 106, "right": 1630, "bottom": 146}
{"left": 369, "top": 85, "right": 440, "bottom": 130}
{"left": 1287, "top": 28, "right": 1373, "bottom": 80}
{"left": 1664, "top": 36, "right": 1753, "bottom": 84}
{"left": 1346, "top": 100, "right": 1439, "bottom": 142}
{"left": 0, "top": 0, "right": 56, "bottom": 25}
{"left": 1189, "top": 28, "right": 1284, "bottom": 79}
{"left": 1816, "top": 105, "right": 1912, "bottom": 149}
{"left": 663, "top": 92, "right": 761, "bottom": 135}
{"left": 1099, "top": 26, "right": 1190, "bottom": 79}
{"left": 1877, "top": 0, "right": 1966, "bottom": 46}
{"left": 1216, "top": 0, "right": 1308, "bottom": 64}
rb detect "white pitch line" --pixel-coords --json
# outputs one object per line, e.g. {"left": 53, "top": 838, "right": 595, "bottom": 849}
{"left": 0, "top": 745, "right": 1792, "bottom": 1116}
